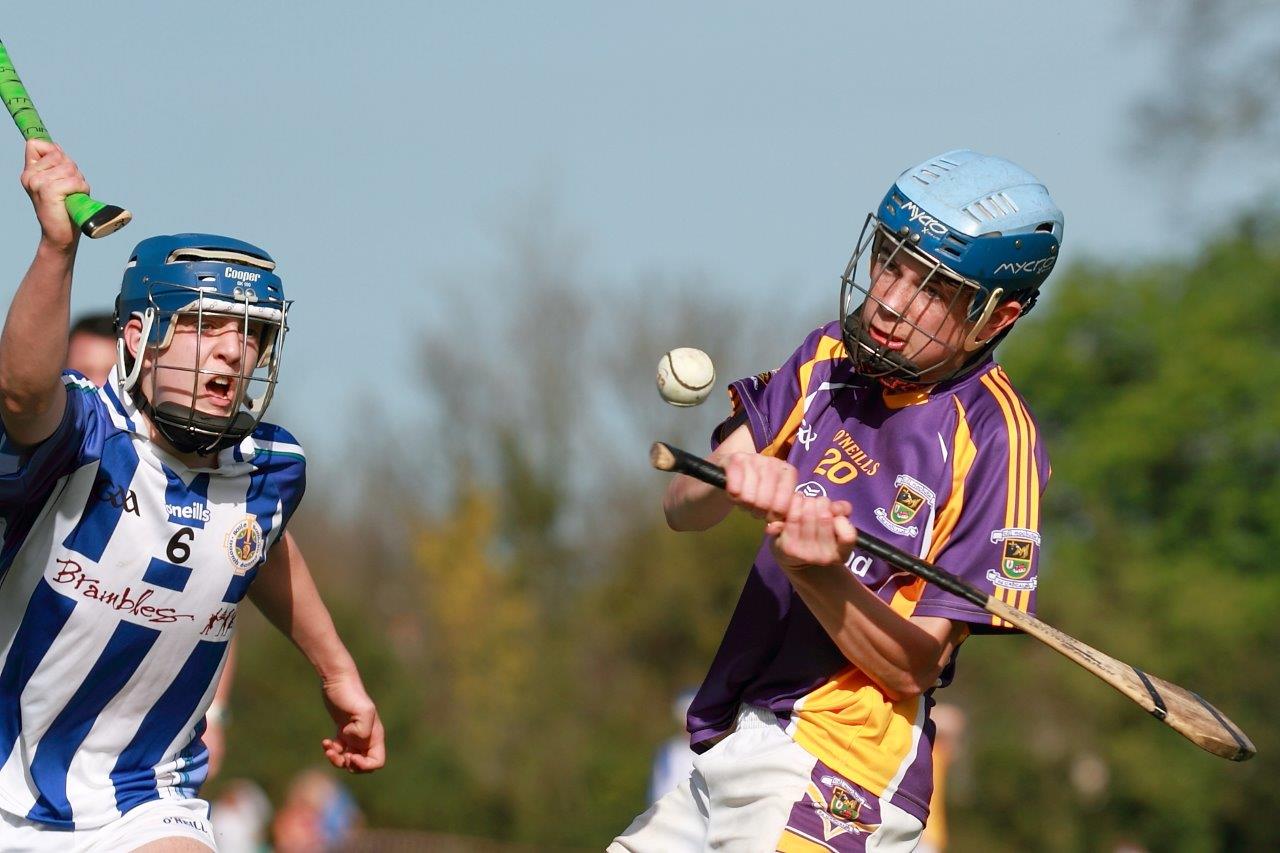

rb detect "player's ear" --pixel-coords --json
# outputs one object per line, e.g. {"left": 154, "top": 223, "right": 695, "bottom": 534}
{"left": 973, "top": 299, "right": 1023, "bottom": 346}
{"left": 123, "top": 316, "right": 144, "bottom": 360}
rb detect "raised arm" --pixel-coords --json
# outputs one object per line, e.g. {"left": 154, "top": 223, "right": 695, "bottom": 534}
{"left": 0, "top": 140, "right": 91, "bottom": 446}
{"left": 248, "top": 530, "right": 385, "bottom": 772}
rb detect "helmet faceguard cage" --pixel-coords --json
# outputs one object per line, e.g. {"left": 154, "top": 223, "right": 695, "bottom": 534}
{"left": 840, "top": 216, "right": 999, "bottom": 386}
{"left": 115, "top": 235, "right": 290, "bottom": 456}
{"left": 839, "top": 150, "right": 1064, "bottom": 387}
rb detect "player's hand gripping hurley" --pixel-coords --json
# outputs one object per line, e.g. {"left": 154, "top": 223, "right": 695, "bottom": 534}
{"left": 0, "top": 40, "right": 130, "bottom": 238}
{"left": 650, "top": 441, "right": 1256, "bottom": 762}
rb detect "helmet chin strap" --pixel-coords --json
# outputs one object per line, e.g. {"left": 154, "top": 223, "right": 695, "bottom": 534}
{"left": 961, "top": 288, "right": 1004, "bottom": 352}
{"left": 134, "top": 395, "right": 254, "bottom": 456}
{"left": 116, "top": 308, "right": 155, "bottom": 393}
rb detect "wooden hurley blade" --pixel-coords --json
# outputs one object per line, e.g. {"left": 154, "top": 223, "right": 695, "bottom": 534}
{"left": 986, "top": 598, "right": 1255, "bottom": 761}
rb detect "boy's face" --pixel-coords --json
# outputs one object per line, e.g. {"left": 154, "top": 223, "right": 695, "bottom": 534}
{"left": 130, "top": 313, "right": 263, "bottom": 418}
{"left": 858, "top": 236, "right": 1019, "bottom": 383}
{"left": 66, "top": 332, "right": 116, "bottom": 386}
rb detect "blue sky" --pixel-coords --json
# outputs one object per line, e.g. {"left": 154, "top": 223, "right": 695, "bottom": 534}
{"left": 0, "top": 3, "right": 1266, "bottom": 473}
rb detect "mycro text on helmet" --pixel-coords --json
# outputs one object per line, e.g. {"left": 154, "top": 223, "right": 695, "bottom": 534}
{"left": 900, "top": 201, "right": 950, "bottom": 237}
{"left": 994, "top": 257, "right": 1056, "bottom": 276}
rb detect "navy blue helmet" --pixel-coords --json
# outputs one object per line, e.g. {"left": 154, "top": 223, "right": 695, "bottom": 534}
{"left": 114, "top": 234, "right": 290, "bottom": 454}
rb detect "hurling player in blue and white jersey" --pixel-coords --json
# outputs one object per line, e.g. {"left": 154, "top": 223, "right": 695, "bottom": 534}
{"left": 0, "top": 141, "right": 386, "bottom": 851}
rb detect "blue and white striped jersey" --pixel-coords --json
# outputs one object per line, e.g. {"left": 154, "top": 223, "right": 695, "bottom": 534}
{"left": 0, "top": 370, "right": 305, "bottom": 829}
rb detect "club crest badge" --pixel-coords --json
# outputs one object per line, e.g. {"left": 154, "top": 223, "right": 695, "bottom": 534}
{"left": 814, "top": 776, "right": 881, "bottom": 837}
{"left": 987, "top": 527, "right": 1041, "bottom": 590}
{"left": 874, "top": 474, "right": 935, "bottom": 537}
{"left": 1001, "top": 538, "right": 1034, "bottom": 579}
{"left": 829, "top": 785, "right": 862, "bottom": 822}
{"left": 890, "top": 484, "right": 926, "bottom": 524}
{"left": 225, "top": 516, "right": 265, "bottom": 575}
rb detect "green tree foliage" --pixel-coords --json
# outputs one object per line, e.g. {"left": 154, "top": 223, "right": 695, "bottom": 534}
{"left": 949, "top": 215, "right": 1280, "bottom": 851}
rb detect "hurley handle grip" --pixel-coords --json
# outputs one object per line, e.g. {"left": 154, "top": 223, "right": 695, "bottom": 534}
{"left": 0, "top": 40, "right": 131, "bottom": 238}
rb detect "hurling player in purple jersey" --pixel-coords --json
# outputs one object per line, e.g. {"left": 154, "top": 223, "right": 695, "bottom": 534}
{"left": 612, "top": 151, "right": 1065, "bottom": 852}
{"left": 0, "top": 140, "right": 384, "bottom": 852}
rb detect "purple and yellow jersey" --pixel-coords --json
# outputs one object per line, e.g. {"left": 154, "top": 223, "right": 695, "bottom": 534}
{"left": 0, "top": 370, "right": 304, "bottom": 829}
{"left": 689, "top": 321, "right": 1048, "bottom": 824}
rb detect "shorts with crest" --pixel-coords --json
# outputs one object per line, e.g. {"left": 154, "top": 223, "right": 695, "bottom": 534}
{"left": 609, "top": 706, "right": 923, "bottom": 853}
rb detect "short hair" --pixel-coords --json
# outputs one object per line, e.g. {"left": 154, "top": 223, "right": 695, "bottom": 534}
{"left": 70, "top": 312, "right": 117, "bottom": 340}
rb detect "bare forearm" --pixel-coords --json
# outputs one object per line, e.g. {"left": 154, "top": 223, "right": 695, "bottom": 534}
{"left": 4, "top": 142, "right": 89, "bottom": 443}
{"left": 251, "top": 537, "right": 384, "bottom": 772}
{"left": 663, "top": 471, "right": 733, "bottom": 530}
{"left": 663, "top": 424, "right": 754, "bottom": 531}
{"left": 0, "top": 243, "right": 75, "bottom": 427}
{"left": 288, "top": 600, "right": 359, "bottom": 683}
{"left": 249, "top": 535, "right": 359, "bottom": 682}
{"left": 785, "top": 564, "right": 948, "bottom": 700}
{"left": 212, "top": 637, "right": 237, "bottom": 705}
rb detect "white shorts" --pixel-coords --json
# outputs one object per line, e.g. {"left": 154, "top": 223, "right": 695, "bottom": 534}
{"left": 610, "top": 705, "right": 924, "bottom": 853}
{"left": 0, "top": 797, "right": 217, "bottom": 853}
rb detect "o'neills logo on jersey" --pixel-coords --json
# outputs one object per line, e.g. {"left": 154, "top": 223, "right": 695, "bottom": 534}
{"left": 167, "top": 501, "right": 212, "bottom": 524}
{"left": 225, "top": 516, "right": 265, "bottom": 574}
{"left": 831, "top": 430, "right": 880, "bottom": 477}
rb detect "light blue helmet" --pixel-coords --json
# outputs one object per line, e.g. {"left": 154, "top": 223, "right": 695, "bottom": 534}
{"left": 839, "top": 150, "right": 1064, "bottom": 385}
{"left": 114, "top": 233, "right": 290, "bottom": 454}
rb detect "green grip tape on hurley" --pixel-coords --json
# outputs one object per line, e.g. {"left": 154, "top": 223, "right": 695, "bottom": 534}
{"left": 0, "top": 40, "right": 128, "bottom": 237}
{"left": 0, "top": 40, "right": 51, "bottom": 138}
